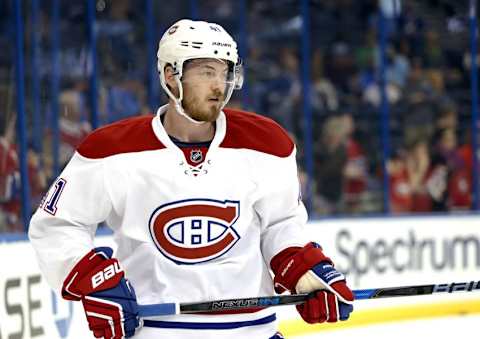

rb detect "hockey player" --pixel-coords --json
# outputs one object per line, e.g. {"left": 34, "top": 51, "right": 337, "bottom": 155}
{"left": 29, "top": 19, "right": 354, "bottom": 339}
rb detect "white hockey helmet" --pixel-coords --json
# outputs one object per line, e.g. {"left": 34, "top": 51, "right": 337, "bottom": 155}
{"left": 157, "top": 19, "right": 243, "bottom": 123}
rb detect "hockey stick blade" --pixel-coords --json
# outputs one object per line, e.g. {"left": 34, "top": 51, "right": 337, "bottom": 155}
{"left": 138, "top": 280, "right": 480, "bottom": 317}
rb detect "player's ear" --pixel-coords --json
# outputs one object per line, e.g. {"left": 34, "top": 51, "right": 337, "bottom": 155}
{"left": 164, "top": 65, "right": 179, "bottom": 95}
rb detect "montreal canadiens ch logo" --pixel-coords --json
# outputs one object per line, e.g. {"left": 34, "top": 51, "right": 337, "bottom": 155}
{"left": 149, "top": 199, "right": 241, "bottom": 264}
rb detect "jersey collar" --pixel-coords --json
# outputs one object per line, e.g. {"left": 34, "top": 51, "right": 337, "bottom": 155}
{"left": 151, "top": 104, "right": 227, "bottom": 163}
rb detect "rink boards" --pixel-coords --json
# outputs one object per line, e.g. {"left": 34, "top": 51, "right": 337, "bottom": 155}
{"left": 1, "top": 215, "right": 479, "bottom": 338}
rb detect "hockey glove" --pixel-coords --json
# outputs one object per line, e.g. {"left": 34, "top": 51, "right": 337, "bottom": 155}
{"left": 271, "top": 242, "right": 354, "bottom": 324}
{"left": 62, "top": 247, "right": 140, "bottom": 338}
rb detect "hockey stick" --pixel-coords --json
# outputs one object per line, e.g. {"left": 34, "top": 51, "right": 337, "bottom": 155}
{"left": 138, "top": 280, "right": 480, "bottom": 317}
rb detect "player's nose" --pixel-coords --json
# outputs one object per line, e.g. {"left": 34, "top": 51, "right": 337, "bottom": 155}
{"left": 210, "top": 78, "right": 225, "bottom": 94}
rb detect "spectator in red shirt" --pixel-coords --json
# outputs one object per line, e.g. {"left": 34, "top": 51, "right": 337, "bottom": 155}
{"left": 315, "top": 113, "right": 368, "bottom": 214}
{"left": 0, "top": 115, "right": 46, "bottom": 232}
{"left": 341, "top": 113, "right": 368, "bottom": 213}
{"left": 389, "top": 137, "right": 436, "bottom": 213}
{"left": 432, "top": 127, "right": 472, "bottom": 210}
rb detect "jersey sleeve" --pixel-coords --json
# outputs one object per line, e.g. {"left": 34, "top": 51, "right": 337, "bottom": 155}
{"left": 255, "top": 146, "right": 310, "bottom": 266}
{"left": 28, "top": 152, "right": 114, "bottom": 292}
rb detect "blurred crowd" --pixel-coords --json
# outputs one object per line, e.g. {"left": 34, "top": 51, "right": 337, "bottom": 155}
{"left": 1, "top": 0, "right": 479, "bottom": 232}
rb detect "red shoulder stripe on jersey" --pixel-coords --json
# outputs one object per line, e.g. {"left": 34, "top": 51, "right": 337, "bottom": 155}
{"left": 221, "top": 108, "right": 294, "bottom": 158}
{"left": 77, "top": 115, "right": 166, "bottom": 159}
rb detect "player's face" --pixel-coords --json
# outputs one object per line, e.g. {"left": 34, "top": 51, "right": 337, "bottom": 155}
{"left": 181, "top": 59, "right": 229, "bottom": 122}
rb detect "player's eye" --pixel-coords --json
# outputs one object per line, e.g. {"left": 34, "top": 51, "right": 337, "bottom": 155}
{"left": 206, "top": 70, "right": 216, "bottom": 78}
{"left": 199, "top": 69, "right": 216, "bottom": 78}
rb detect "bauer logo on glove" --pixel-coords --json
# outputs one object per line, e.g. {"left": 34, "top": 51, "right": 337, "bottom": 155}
{"left": 91, "top": 262, "right": 123, "bottom": 289}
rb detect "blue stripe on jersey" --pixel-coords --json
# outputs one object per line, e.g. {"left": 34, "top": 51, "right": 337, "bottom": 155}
{"left": 143, "top": 313, "right": 276, "bottom": 330}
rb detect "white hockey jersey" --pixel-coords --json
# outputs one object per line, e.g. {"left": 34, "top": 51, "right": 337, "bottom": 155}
{"left": 29, "top": 105, "right": 309, "bottom": 338}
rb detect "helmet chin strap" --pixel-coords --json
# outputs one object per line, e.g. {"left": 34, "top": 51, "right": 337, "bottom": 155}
{"left": 166, "top": 76, "right": 208, "bottom": 125}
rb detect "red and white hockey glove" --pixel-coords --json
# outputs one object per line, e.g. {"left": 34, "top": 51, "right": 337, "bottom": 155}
{"left": 62, "top": 247, "right": 140, "bottom": 338}
{"left": 271, "top": 242, "right": 354, "bottom": 324}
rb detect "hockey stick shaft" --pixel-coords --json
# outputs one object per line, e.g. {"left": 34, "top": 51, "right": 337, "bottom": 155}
{"left": 138, "top": 280, "right": 480, "bottom": 317}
